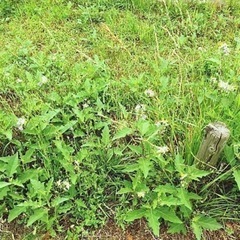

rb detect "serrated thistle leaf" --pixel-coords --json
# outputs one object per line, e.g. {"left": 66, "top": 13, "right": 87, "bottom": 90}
{"left": 138, "top": 158, "right": 152, "bottom": 178}
{"left": 113, "top": 127, "right": 133, "bottom": 140}
{"left": 117, "top": 187, "right": 132, "bottom": 194}
{"left": 193, "top": 215, "right": 222, "bottom": 230}
{"left": 145, "top": 209, "right": 160, "bottom": 236}
{"left": 156, "top": 207, "right": 182, "bottom": 223}
{"left": 178, "top": 188, "right": 192, "bottom": 210}
{"left": 52, "top": 197, "right": 70, "bottom": 207}
{"left": 125, "top": 208, "right": 145, "bottom": 222}
{"left": 187, "top": 166, "right": 210, "bottom": 180}
{"left": 192, "top": 222, "right": 203, "bottom": 240}
{"left": 168, "top": 222, "right": 186, "bottom": 234}
{"left": 0, "top": 182, "right": 11, "bottom": 188}
{"left": 8, "top": 206, "right": 26, "bottom": 222}
{"left": 101, "top": 125, "right": 110, "bottom": 145}
{"left": 27, "top": 208, "right": 47, "bottom": 227}
{"left": 6, "top": 153, "right": 19, "bottom": 177}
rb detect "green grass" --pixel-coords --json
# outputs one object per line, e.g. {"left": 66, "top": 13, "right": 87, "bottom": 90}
{"left": 0, "top": 0, "right": 240, "bottom": 239}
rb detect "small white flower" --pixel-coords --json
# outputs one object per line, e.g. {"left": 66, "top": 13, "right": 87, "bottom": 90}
{"left": 144, "top": 89, "right": 155, "bottom": 97}
{"left": 82, "top": 103, "right": 89, "bottom": 108}
{"left": 210, "top": 77, "right": 217, "bottom": 84}
{"left": 74, "top": 160, "right": 80, "bottom": 166}
{"left": 62, "top": 180, "right": 71, "bottom": 190}
{"left": 56, "top": 180, "right": 62, "bottom": 187}
{"left": 218, "top": 80, "right": 236, "bottom": 92}
{"left": 141, "top": 114, "right": 147, "bottom": 120}
{"left": 135, "top": 104, "right": 146, "bottom": 113}
{"left": 156, "top": 146, "right": 169, "bottom": 154}
{"left": 219, "top": 43, "right": 230, "bottom": 55}
{"left": 137, "top": 191, "right": 145, "bottom": 198}
{"left": 38, "top": 75, "right": 48, "bottom": 86}
{"left": 155, "top": 120, "right": 169, "bottom": 127}
{"left": 16, "top": 117, "right": 25, "bottom": 131}
{"left": 16, "top": 78, "right": 23, "bottom": 83}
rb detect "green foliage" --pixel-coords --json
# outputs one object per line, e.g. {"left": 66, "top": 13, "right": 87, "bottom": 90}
{"left": 0, "top": 0, "right": 240, "bottom": 238}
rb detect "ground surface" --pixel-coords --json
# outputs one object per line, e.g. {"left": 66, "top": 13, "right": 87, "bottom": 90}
{"left": 0, "top": 0, "right": 240, "bottom": 239}
{"left": 1, "top": 220, "right": 240, "bottom": 239}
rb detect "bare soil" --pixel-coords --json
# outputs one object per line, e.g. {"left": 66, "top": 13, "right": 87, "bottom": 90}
{"left": 1, "top": 220, "right": 240, "bottom": 240}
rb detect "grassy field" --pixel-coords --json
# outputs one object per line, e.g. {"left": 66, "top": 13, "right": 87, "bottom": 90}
{"left": 0, "top": 0, "right": 240, "bottom": 239}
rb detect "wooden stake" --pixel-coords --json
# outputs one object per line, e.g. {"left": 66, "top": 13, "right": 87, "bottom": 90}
{"left": 196, "top": 122, "right": 230, "bottom": 168}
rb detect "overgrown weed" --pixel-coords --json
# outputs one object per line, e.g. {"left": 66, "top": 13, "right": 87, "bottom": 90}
{"left": 0, "top": 0, "right": 240, "bottom": 239}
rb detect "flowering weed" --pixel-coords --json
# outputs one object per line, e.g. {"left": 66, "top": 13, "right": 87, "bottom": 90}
{"left": 0, "top": 0, "right": 240, "bottom": 239}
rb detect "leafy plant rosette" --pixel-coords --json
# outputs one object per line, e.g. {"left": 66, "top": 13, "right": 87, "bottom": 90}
{"left": 115, "top": 120, "right": 223, "bottom": 239}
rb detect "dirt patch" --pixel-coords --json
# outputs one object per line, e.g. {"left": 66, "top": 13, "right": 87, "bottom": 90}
{"left": 90, "top": 220, "right": 240, "bottom": 240}
{"left": 1, "top": 220, "right": 240, "bottom": 239}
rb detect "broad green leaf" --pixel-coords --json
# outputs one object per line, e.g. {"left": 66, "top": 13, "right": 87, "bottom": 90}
{"left": 30, "top": 179, "right": 45, "bottom": 193}
{"left": 113, "top": 127, "right": 133, "bottom": 140}
{"left": 122, "top": 164, "right": 139, "bottom": 173}
{"left": 6, "top": 153, "right": 19, "bottom": 177}
{"left": 11, "top": 180, "right": 24, "bottom": 188}
{"left": 27, "top": 208, "right": 47, "bottom": 227}
{"left": 8, "top": 206, "right": 26, "bottom": 222}
{"left": 75, "top": 199, "right": 87, "bottom": 208}
{"left": 136, "top": 120, "right": 150, "bottom": 136}
{"left": 0, "top": 186, "right": 9, "bottom": 200}
{"left": 42, "top": 109, "right": 61, "bottom": 122}
{"left": 46, "top": 178, "right": 54, "bottom": 195}
{"left": 135, "top": 182, "right": 149, "bottom": 193}
{"left": 4, "top": 129, "right": 12, "bottom": 140}
{"left": 52, "top": 197, "right": 70, "bottom": 207}
{"left": 101, "top": 125, "right": 110, "bottom": 145}
{"left": 145, "top": 209, "right": 160, "bottom": 236}
{"left": 125, "top": 208, "right": 145, "bottom": 222}
{"left": 128, "top": 145, "right": 142, "bottom": 155}
{"left": 154, "top": 184, "right": 176, "bottom": 194}
{"left": 175, "top": 154, "right": 185, "bottom": 173}
{"left": 192, "top": 222, "right": 203, "bottom": 240}
{"left": 178, "top": 188, "right": 192, "bottom": 210}
{"left": 159, "top": 195, "right": 180, "bottom": 207}
{"left": 193, "top": 215, "right": 222, "bottom": 230}
{"left": 188, "top": 192, "right": 202, "bottom": 200}
{"left": 233, "top": 169, "right": 240, "bottom": 190}
{"left": 54, "top": 140, "right": 74, "bottom": 159}
{"left": 18, "top": 169, "right": 38, "bottom": 183}
{"left": 187, "top": 166, "right": 210, "bottom": 181}
{"left": 0, "top": 182, "right": 12, "bottom": 188}
{"left": 59, "top": 120, "right": 77, "bottom": 134}
{"left": 21, "top": 148, "right": 35, "bottom": 164}
{"left": 156, "top": 207, "right": 182, "bottom": 224}
{"left": 0, "top": 161, "right": 7, "bottom": 173}
{"left": 117, "top": 187, "right": 132, "bottom": 194}
{"left": 138, "top": 158, "right": 152, "bottom": 178}
{"left": 168, "top": 222, "right": 187, "bottom": 234}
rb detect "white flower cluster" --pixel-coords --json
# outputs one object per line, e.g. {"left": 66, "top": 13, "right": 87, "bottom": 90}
{"left": 56, "top": 179, "right": 71, "bottom": 191}
{"left": 144, "top": 89, "right": 155, "bottom": 97}
{"left": 211, "top": 77, "right": 236, "bottom": 92}
{"left": 137, "top": 191, "right": 145, "bottom": 198}
{"left": 155, "top": 120, "right": 169, "bottom": 128}
{"left": 156, "top": 146, "right": 169, "bottom": 154}
{"left": 16, "top": 117, "right": 26, "bottom": 131}
{"left": 135, "top": 104, "right": 147, "bottom": 120}
{"left": 16, "top": 78, "right": 23, "bottom": 83}
{"left": 219, "top": 43, "right": 230, "bottom": 55}
{"left": 38, "top": 75, "right": 48, "bottom": 86}
{"left": 218, "top": 80, "right": 236, "bottom": 92}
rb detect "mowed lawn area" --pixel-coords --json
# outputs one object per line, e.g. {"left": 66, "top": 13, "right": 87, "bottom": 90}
{"left": 0, "top": 0, "right": 240, "bottom": 239}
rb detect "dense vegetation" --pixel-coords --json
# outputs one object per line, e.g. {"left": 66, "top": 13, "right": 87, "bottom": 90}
{"left": 0, "top": 0, "right": 240, "bottom": 239}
